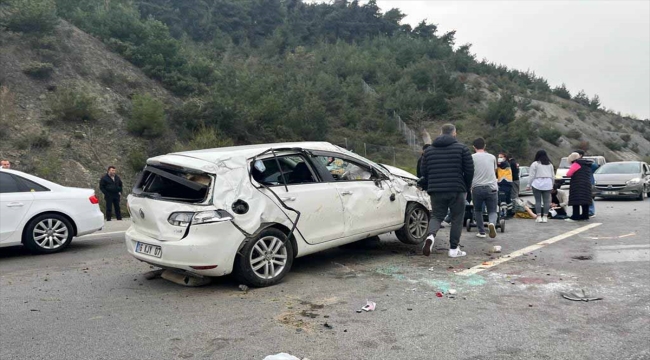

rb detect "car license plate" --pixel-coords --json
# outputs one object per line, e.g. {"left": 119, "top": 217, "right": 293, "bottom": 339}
{"left": 603, "top": 191, "right": 618, "bottom": 195}
{"left": 135, "top": 242, "right": 162, "bottom": 258}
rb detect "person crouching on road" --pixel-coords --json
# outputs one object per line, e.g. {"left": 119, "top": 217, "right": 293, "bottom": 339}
{"left": 100, "top": 166, "right": 123, "bottom": 221}
{"left": 419, "top": 123, "right": 474, "bottom": 258}
{"left": 470, "top": 137, "right": 498, "bottom": 239}
{"left": 528, "top": 149, "right": 555, "bottom": 223}
{"left": 565, "top": 153, "right": 592, "bottom": 222}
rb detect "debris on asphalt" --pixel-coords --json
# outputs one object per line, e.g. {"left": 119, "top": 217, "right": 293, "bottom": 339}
{"left": 361, "top": 300, "right": 376, "bottom": 312}
{"left": 407, "top": 308, "right": 413, "bottom": 311}
{"left": 571, "top": 255, "right": 593, "bottom": 260}
{"left": 529, "top": 304, "right": 534, "bottom": 307}
{"left": 239, "top": 284, "right": 250, "bottom": 293}
{"left": 560, "top": 289, "right": 603, "bottom": 302}
{"left": 428, "top": 267, "right": 435, "bottom": 271}
{"left": 435, "top": 292, "right": 443, "bottom": 298}
{"left": 448, "top": 289, "right": 457, "bottom": 295}
{"left": 263, "top": 353, "right": 301, "bottom": 360}
{"left": 161, "top": 270, "right": 211, "bottom": 287}
{"left": 323, "top": 322, "right": 333, "bottom": 329}
{"left": 482, "top": 261, "right": 492, "bottom": 266}
{"left": 492, "top": 246, "right": 502, "bottom": 253}
{"left": 143, "top": 269, "right": 164, "bottom": 280}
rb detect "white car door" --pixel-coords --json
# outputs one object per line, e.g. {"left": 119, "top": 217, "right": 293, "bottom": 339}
{"left": 255, "top": 155, "right": 345, "bottom": 245}
{"left": 0, "top": 172, "right": 35, "bottom": 243}
{"left": 311, "top": 154, "right": 403, "bottom": 238}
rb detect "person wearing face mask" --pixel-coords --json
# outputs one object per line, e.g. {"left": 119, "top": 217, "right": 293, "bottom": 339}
{"left": 496, "top": 152, "right": 513, "bottom": 213}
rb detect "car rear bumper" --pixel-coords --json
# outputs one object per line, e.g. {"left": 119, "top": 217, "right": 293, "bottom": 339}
{"left": 76, "top": 208, "right": 105, "bottom": 236}
{"left": 125, "top": 221, "right": 246, "bottom": 277}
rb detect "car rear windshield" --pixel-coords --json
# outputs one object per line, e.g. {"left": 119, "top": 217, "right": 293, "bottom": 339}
{"left": 595, "top": 163, "right": 641, "bottom": 175}
{"left": 132, "top": 165, "right": 212, "bottom": 203}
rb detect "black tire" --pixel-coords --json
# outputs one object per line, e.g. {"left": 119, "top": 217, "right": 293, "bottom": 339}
{"left": 234, "top": 228, "right": 294, "bottom": 288}
{"left": 22, "top": 213, "right": 74, "bottom": 254}
{"left": 500, "top": 219, "right": 506, "bottom": 233}
{"left": 396, "top": 203, "right": 430, "bottom": 245}
{"left": 466, "top": 218, "right": 472, "bottom": 232}
{"left": 637, "top": 188, "right": 646, "bottom": 201}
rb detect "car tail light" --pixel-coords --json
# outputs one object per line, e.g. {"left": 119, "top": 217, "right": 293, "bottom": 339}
{"left": 89, "top": 195, "right": 99, "bottom": 204}
{"left": 168, "top": 210, "right": 234, "bottom": 227}
{"left": 190, "top": 265, "right": 218, "bottom": 270}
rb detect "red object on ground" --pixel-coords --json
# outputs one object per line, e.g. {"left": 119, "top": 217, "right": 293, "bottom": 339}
{"left": 436, "top": 292, "right": 443, "bottom": 298}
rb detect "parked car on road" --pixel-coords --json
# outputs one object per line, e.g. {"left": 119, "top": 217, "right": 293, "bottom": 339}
{"left": 593, "top": 161, "right": 650, "bottom": 200}
{"left": 518, "top": 166, "right": 533, "bottom": 195}
{"left": 556, "top": 155, "right": 606, "bottom": 186}
{"left": 125, "top": 142, "right": 431, "bottom": 287}
{"left": 0, "top": 169, "right": 104, "bottom": 253}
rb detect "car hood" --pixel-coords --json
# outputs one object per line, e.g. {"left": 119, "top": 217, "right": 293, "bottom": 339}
{"left": 594, "top": 173, "right": 640, "bottom": 184}
{"left": 380, "top": 164, "right": 418, "bottom": 181}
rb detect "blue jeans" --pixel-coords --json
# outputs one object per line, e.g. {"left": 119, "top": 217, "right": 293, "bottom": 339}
{"left": 589, "top": 200, "right": 595, "bottom": 216}
{"left": 472, "top": 185, "right": 498, "bottom": 234}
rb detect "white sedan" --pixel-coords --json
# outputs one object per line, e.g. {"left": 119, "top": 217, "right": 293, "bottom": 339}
{"left": 126, "top": 142, "right": 431, "bottom": 287}
{"left": 0, "top": 169, "right": 104, "bottom": 254}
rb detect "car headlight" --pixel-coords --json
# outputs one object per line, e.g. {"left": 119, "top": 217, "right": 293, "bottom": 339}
{"left": 168, "top": 210, "right": 233, "bottom": 226}
{"left": 626, "top": 178, "right": 641, "bottom": 185}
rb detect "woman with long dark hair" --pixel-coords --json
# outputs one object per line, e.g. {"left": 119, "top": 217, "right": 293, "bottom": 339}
{"left": 528, "top": 149, "right": 555, "bottom": 223}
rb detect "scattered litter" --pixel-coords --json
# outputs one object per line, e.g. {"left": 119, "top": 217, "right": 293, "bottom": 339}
{"left": 239, "top": 284, "right": 249, "bottom": 293}
{"left": 528, "top": 304, "right": 534, "bottom": 308}
{"left": 323, "top": 322, "right": 333, "bottom": 329}
{"left": 560, "top": 289, "right": 603, "bottom": 302}
{"left": 448, "top": 289, "right": 457, "bottom": 295}
{"left": 428, "top": 267, "right": 435, "bottom": 271}
{"left": 143, "top": 269, "right": 164, "bottom": 280}
{"left": 356, "top": 310, "right": 363, "bottom": 313}
{"left": 482, "top": 261, "right": 492, "bottom": 266}
{"left": 161, "top": 270, "right": 211, "bottom": 287}
{"left": 263, "top": 353, "right": 301, "bottom": 360}
{"left": 30, "top": 309, "right": 40, "bottom": 312}
{"left": 361, "top": 300, "right": 376, "bottom": 312}
{"left": 492, "top": 246, "right": 502, "bottom": 253}
{"left": 407, "top": 308, "right": 413, "bottom": 311}
{"left": 571, "top": 255, "right": 593, "bottom": 261}
{"left": 435, "top": 292, "right": 443, "bottom": 298}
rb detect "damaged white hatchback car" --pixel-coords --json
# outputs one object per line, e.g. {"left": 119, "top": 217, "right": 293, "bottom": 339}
{"left": 126, "top": 142, "right": 431, "bottom": 287}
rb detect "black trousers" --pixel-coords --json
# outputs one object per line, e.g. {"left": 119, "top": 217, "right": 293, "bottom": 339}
{"left": 570, "top": 205, "right": 589, "bottom": 220}
{"left": 429, "top": 192, "right": 466, "bottom": 249}
{"left": 105, "top": 195, "right": 122, "bottom": 220}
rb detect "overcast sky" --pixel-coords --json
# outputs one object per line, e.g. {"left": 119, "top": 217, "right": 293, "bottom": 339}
{"left": 313, "top": 0, "right": 650, "bottom": 119}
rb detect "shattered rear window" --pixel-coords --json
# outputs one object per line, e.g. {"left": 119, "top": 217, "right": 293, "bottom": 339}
{"left": 133, "top": 165, "right": 212, "bottom": 203}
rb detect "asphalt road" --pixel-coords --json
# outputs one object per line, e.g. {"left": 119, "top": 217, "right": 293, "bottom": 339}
{"left": 1, "top": 198, "right": 649, "bottom": 360}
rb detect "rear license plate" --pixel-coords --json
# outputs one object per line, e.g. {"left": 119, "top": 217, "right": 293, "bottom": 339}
{"left": 603, "top": 191, "right": 618, "bottom": 195}
{"left": 135, "top": 242, "right": 162, "bottom": 258}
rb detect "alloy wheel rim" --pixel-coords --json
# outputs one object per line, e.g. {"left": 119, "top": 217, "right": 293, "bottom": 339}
{"left": 250, "top": 236, "right": 288, "bottom": 280}
{"left": 408, "top": 208, "right": 428, "bottom": 239}
{"left": 33, "top": 219, "right": 68, "bottom": 249}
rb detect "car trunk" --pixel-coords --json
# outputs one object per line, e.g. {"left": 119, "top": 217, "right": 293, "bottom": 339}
{"left": 128, "top": 164, "right": 214, "bottom": 241}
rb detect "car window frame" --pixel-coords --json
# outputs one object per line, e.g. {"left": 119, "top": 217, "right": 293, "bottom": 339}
{"left": 13, "top": 174, "right": 50, "bottom": 192}
{"left": 252, "top": 153, "right": 321, "bottom": 188}
{"left": 309, "top": 151, "right": 385, "bottom": 183}
{"left": 0, "top": 172, "right": 23, "bottom": 193}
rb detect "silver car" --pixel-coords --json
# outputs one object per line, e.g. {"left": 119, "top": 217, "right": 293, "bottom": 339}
{"left": 518, "top": 166, "right": 533, "bottom": 196}
{"left": 594, "top": 161, "right": 650, "bottom": 200}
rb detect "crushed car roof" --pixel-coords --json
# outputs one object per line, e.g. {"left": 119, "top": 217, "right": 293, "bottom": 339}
{"left": 169, "top": 142, "right": 345, "bottom": 163}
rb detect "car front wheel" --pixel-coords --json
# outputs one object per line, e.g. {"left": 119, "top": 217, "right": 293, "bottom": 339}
{"left": 396, "top": 203, "right": 430, "bottom": 245}
{"left": 23, "top": 214, "right": 74, "bottom": 254}
{"left": 235, "top": 228, "right": 294, "bottom": 287}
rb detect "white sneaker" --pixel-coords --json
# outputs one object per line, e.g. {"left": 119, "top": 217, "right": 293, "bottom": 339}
{"left": 488, "top": 223, "right": 497, "bottom": 238}
{"left": 422, "top": 235, "right": 435, "bottom": 256}
{"left": 535, "top": 216, "right": 543, "bottom": 223}
{"left": 542, "top": 216, "right": 548, "bottom": 223}
{"left": 476, "top": 232, "right": 487, "bottom": 238}
{"left": 448, "top": 248, "right": 467, "bottom": 258}
{"left": 565, "top": 218, "right": 577, "bottom": 223}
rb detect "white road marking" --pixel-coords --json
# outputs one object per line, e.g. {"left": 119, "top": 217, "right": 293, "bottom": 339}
{"left": 458, "top": 223, "right": 602, "bottom": 276}
{"left": 76, "top": 231, "right": 126, "bottom": 239}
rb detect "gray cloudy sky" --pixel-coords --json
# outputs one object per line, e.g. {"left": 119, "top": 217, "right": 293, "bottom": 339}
{"left": 314, "top": 0, "right": 650, "bottom": 119}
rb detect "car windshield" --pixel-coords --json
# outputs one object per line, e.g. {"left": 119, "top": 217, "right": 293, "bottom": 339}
{"left": 559, "top": 158, "right": 570, "bottom": 169}
{"left": 595, "top": 163, "right": 641, "bottom": 175}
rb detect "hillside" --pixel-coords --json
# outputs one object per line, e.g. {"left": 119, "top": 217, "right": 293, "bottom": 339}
{"left": 1, "top": 0, "right": 649, "bottom": 192}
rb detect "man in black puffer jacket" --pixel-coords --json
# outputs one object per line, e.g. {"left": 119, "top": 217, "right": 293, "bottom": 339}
{"left": 420, "top": 124, "right": 474, "bottom": 258}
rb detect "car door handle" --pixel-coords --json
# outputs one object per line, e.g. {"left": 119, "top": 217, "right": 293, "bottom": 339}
{"left": 281, "top": 197, "right": 296, "bottom": 202}
{"left": 341, "top": 190, "right": 354, "bottom": 196}
{"left": 7, "top": 202, "right": 24, "bottom": 208}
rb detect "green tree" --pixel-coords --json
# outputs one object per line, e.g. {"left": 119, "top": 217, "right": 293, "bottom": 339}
{"left": 5, "top": 0, "right": 58, "bottom": 33}
{"left": 128, "top": 94, "right": 166, "bottom": 138}
{"left": 589, "top": 94, "right": 601, "bottom": 110}
{"left": 552, "top": 83, "right": 571, "bottom": 100}
{"left": 485, "top": 93, "right": 517, "bottom": 126}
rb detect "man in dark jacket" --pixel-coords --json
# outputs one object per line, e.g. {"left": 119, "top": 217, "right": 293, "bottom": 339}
{"left": 420, "top": 124, "right": 474, "bottom": 258}
{"left": 100, "top": 166, "right": 123, "bottom": 221}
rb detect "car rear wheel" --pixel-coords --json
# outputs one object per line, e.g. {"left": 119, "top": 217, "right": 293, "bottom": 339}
{"left": 23, "top": 214, "right": 74, "bottom": 254}
{"left": 235, "top": 228, "right": 294, "bottom": 287}
{"left": 396, "top": 203, "right": 430, "bottom": 245}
